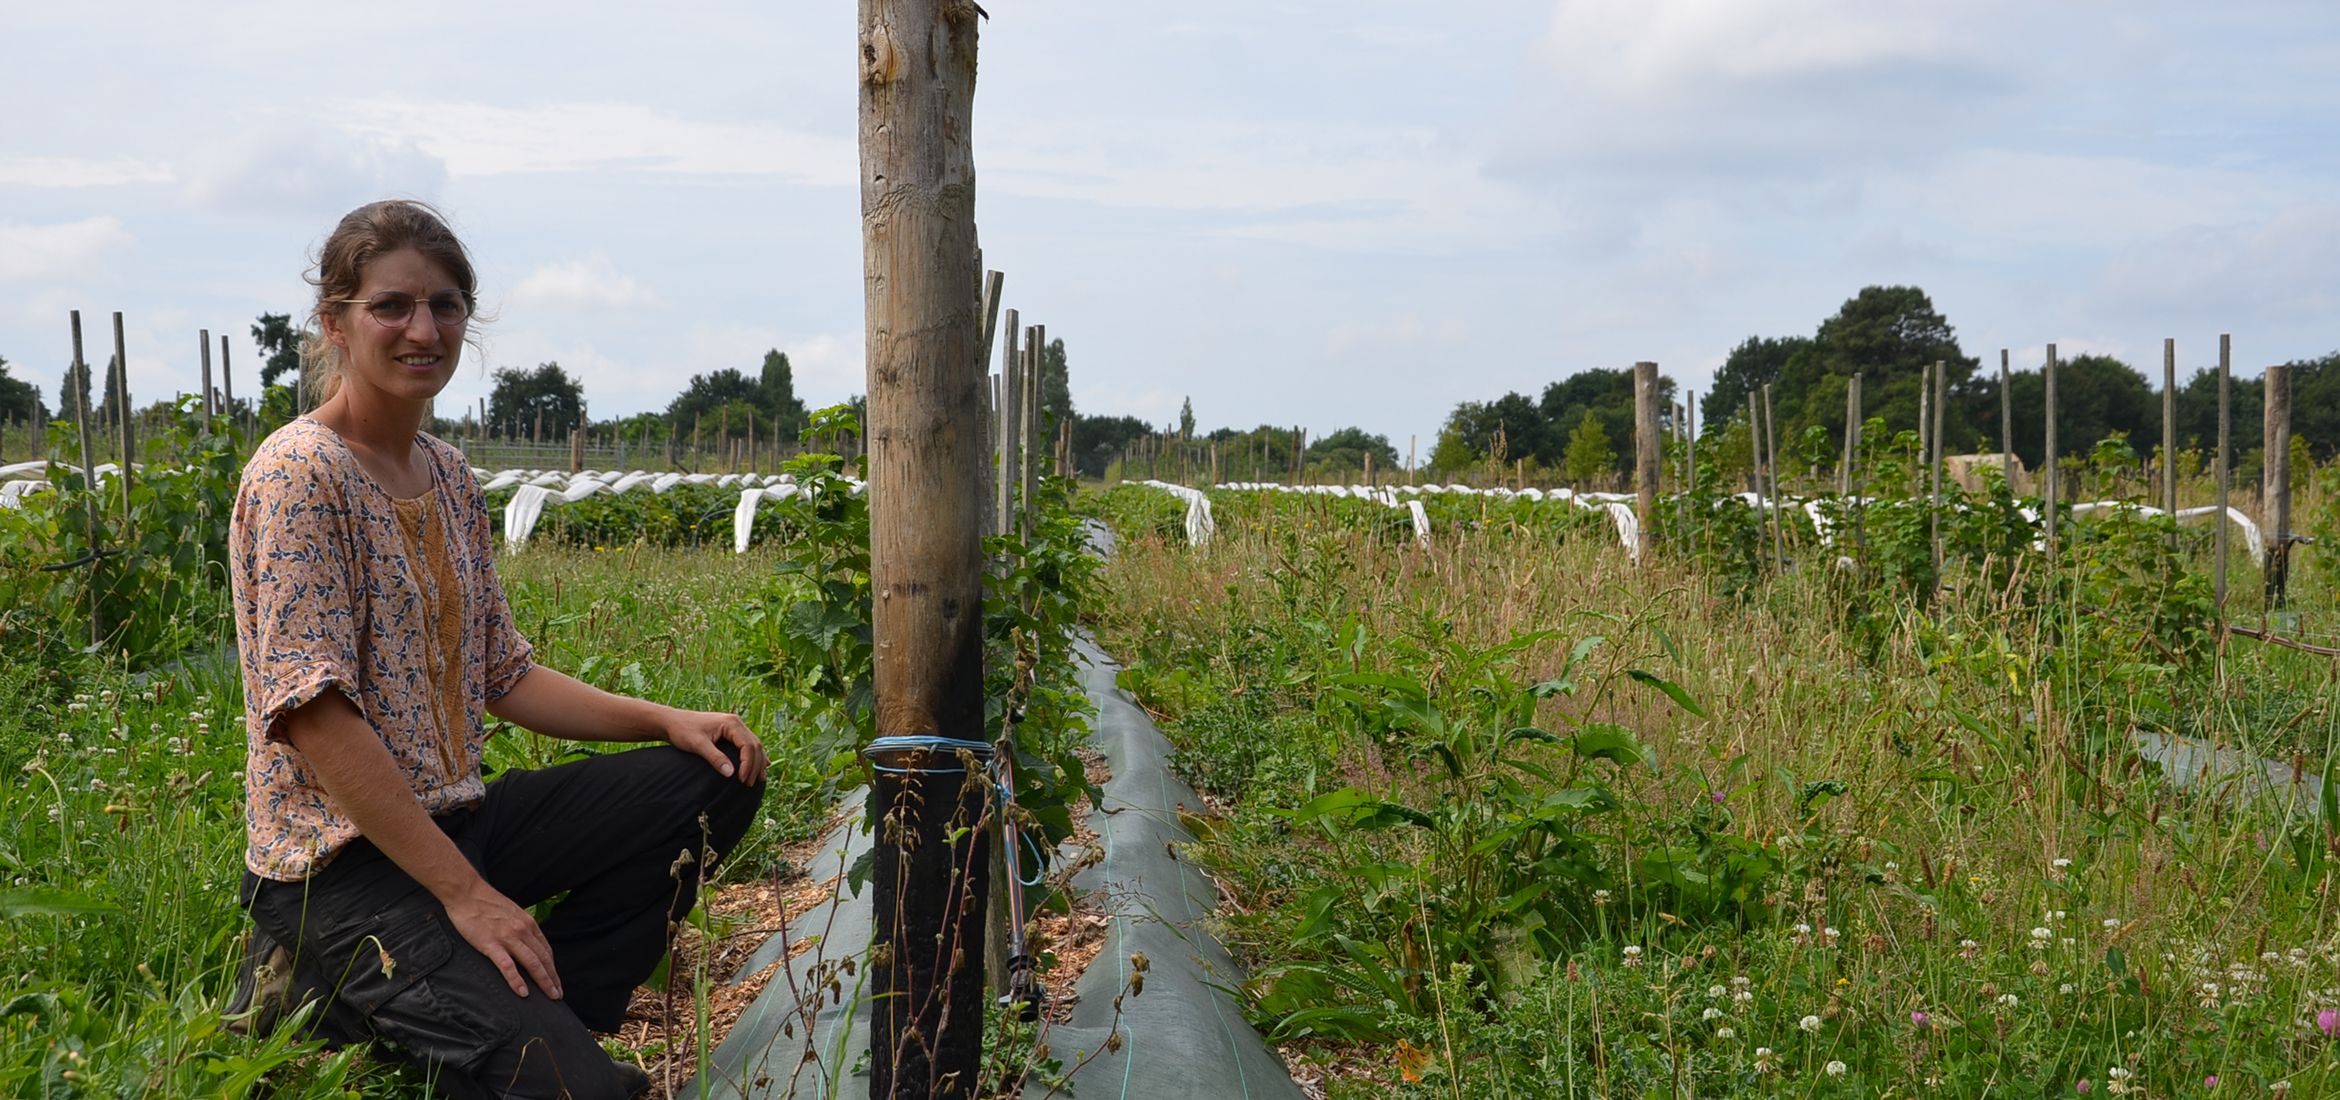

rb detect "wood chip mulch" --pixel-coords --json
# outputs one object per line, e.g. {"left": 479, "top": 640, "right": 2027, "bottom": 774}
{"left": 613, "top": 750, "right": 1119, "bottom": 1099}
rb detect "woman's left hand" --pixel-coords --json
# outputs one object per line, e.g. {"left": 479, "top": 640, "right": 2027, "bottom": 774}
{"left": 663, "top": 709, "right": 769, "bottom": 786}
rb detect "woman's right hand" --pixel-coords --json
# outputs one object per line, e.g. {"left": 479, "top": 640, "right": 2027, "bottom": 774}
{"left": 443, "top": 881, "right": 563, "bottom": 999}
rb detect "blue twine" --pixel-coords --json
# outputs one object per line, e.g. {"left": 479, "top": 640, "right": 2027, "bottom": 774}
{"left": 862, "top": 735, "right": 993, "bottom": 774}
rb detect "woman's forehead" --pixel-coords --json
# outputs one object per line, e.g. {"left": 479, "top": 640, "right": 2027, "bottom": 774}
{"left": 358, "top": 247, "right": 459, "bottom": 292}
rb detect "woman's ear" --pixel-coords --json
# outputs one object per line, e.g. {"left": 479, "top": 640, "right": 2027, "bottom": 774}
{"left": 317, "top": 305, "right": 347, "bottom": 352}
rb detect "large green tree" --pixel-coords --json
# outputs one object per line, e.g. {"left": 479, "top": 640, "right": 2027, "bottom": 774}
{"left": 1304, "top": 426, "right": 1399, "bottom": 476}
{"left": 252, "top": 313, "right": 303, "bottom": 389}
{"left": 664, "top": 368, "right": 760, "bottom": 428}
{"left": 1703, "top": 336, "right": 1812, "bottom": 431}
{"left": 1994, "top": 354, "right": 2156, "bottom": 469}
{"left": 1540, "top": 367, "right": 1673, "bottom": 474}
{"left": 757, "top": 350, "right": 808, "bottom": 442}
{"left": 0, "top": 355, "right": 43, "bottom": 423}
{"left": 1562, "top": 408, "right": 1616, "bottom": 486}
{"left": 1071, "top": 413, "right": 1150, "bottom": 478}
{"left": 1792, "top": 286, "right": 1978, "bottom": 452}
{"left": 488, "top": 363, "right": 585, "bottom": 438}
{"left": 1434, "top": 392, "right": 1550, "bottom": 471}
{"left": 1038, "top": 338, "right": 1073, "bottom": 435}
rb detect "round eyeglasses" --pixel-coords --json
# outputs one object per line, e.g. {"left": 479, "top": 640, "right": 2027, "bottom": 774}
{"left": 336, "top": 291, "right": 473, "bottom": 328}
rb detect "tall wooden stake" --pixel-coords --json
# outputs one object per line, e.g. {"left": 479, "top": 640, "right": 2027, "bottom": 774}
{"left": 70, "top": 312, "right": 104, "bottom": 648}
{"left": 2162, "top": 338, "right": 2178, "bottom": 547}
{"left": 2264, "top": 362, "right": 2292, "bottom": 611}
{"left": 1023, "top": 324, "right": 1042, "bottom": 532}
{"left": 1840, "top": 378, "right": 1859, "bottom": 496}
{"left": 1762, "top": 382, "right": 1784, "bottom": 567}
{"left": 1633, "top": 360, "right": 1659, "bottom": 559}
{"left": 997, "top": 309, "right": 1021, "bottom": 534}
{"left": 112, "top": 314, "right": 133, "bottom": 537}
{"left": 2044, "top": 344, "right": 2060, "bottom": 565}
{"left": 198, "top": 329, "right": 214, "bottom": 427}
{"left": 220, "top": 335, "right": 236, "bottom": 431}
{"left": 858, "top": 2, "right": 992, "bottom": 1096}
{"left": 2215, "top": 334, "right": 2231, "bottom": 616}
{"left": 1929, "top": 358, "right": 1946, "bottom": 574}
{"left": 1999, "top": 349, "right": 2011, "bottom": 476}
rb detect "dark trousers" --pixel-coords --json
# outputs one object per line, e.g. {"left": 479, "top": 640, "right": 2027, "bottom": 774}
{"left": 242, "top": 744, "right": 764, "bottom": 1099}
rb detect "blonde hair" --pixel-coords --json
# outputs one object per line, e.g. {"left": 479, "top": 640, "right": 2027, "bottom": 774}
{"left": 301, "top": 200, "right": 482, "bottom": 404}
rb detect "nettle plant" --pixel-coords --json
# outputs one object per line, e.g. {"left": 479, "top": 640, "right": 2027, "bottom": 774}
{"left": 1250, "top": 613, "right": 1772, "bottom": 1041}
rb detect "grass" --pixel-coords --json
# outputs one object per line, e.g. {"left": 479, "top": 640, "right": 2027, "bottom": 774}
{"left": 0, "top": 545, "right": 821, "bottom": 1097}
{"left": 1090, "top": 490, "right": 2340, "bottom": 1097}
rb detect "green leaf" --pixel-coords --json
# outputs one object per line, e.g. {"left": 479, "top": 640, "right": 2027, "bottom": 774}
{"left": 1572, "top": 723, "right": 1656, "bottom": 769}
{"left": 1626, "top": 669, "right": 1707, "bottom": 717}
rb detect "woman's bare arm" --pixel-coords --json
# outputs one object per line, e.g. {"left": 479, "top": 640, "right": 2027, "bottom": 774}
{"left": 486, "top": 666, "right": 768, "bottom": 785}
{"left": 281, "top": 691, "right": 563, "bottom": 1001}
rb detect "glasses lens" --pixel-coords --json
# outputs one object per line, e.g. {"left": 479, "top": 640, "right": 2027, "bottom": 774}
{"left": 426, "top": 293, "right": 470, "bottom": 326}
{"left": 366, "top": 294, "right": 417, "bottom": 326}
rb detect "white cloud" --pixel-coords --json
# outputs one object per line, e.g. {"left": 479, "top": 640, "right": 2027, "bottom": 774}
{"left": 507, "top": 253, "right": 656, "bottom": 311}
{"left": 184, "top": 124, "right": 448, "bottom": 216}
{"left": 0, "top": 157, "right": 175, "bottom": 188}
{"left": 335, "top": 100, "right": 855, "bottom": 184}
{"left": 0, "top": 217, "right": 134, "bottom": 282}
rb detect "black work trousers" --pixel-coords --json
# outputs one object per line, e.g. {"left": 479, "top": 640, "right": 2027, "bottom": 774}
{"left": 242, "top": 744, "right": 764, "bottom": 1099}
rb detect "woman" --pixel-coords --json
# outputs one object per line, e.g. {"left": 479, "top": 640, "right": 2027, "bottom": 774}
{"left": 227, "top": 200, "right": 767, "bottom": 1100}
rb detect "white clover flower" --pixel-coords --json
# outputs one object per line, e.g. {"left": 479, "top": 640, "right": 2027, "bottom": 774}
{"left": 1995, "top": 994, "right": 2019, "bottom": 1008}
{"left": 2052, "top": 858, "right": 2072, "bottom": 869}
{"left": 1794, "top": 922, "right": 1812, "bottom": 935}
{"left": 1733, "top": 990, "right": 1754, "bottom": 1004}
{"left": 1703, "top": 1007, "right": 1723, "bottom": 1021}
{"left": 2031, "top": 927, "right": 2053, "bottom": 942}
{"left": 1593, "top": 889, "right": 1612, "bottom": 906}
{"left": 2060, "top": 983, "right": 2077, "bottom": 994}
{"left": 1823, "top": 927, "right": 1841, "bottom": 942}
{"left": 1799, "top": 1015, "right": 1822, "bottom": 1033}
{"left": 2107, "top": 1067, "right": 2130, "bottom": 1081}
{"left": 1732, "top": 976, "right": 1750, "bottom": 988}
{"left": 1715, "top": 1026, "right": 1735, "bottom": 1039}
{"left": 1825, "top": 1061, "right": 1847, "bottom": 1077}
{"left": 2103, "top": 918, "right": 2122, "bottom": 929}
{"left": 1621, "top": 945, "right": 1644, "bottom": 968}
{"left": 1708, "top": 984, "right": 1727, "bottom": 999}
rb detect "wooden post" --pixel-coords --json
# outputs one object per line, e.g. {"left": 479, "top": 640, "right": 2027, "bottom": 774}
{"left": 1848, "top": 373, "right": 1867, "bottom": 556}
{"left": 2162, "top": 338, "right": 2178, "bottom": 544}
{"left": 2044, "top": 344, "right": 2060, "bottom": 565}
{"left": 2263, "top": 362, "right": 2292, "bottom": 610}
{"left": 1841, "top": 374, "right": 1860, "bottom": 496}
{"left": 1917, "top": 361, "right": 1932, "bottom": 469}
{"left": 1633, "top": 360, "right": 1659, "bottom": 559}
{"left": 569, "top": 427, "right": 583, "bottom": 474}
{"left": 220, "top": 335, "right": 236, "bottom": 431}
{"left": 1407, "top": 434, "right": 1417, "bottom": 484}
{"left": 1762, "top": 382, "right": 1784, "bottom": 566}
{"left": 1686, "top": 391, "right": 1698, "bottom": 495}
{"left": 198, "top": 329, "right": 214, "bottom": 426}
{"left": 2215, "top": 334, "right": 2231, "bottom": 615}
{"left": 1022, "top": 325, "right": 1041, "bottom": 533}
{"left": 1929, "top": 358, "right": 1946, "bottom": 574}
{"left": 1361, "top": 449, "right": 1370, "bottom": 488}
{"left": 998, "top": 310, "right": 1021, "bottom": 529}
{"left": 69, "top": 312, "right": 104, "bottom": 648}
{"left": 112, "top": 314, "right": 133, "bottom": 536}
{"left": 857, "top": 1, "right": 992, "bottom": 1094}
{"left": 1999, "top": 349, "right": 2011, "bottom": 476}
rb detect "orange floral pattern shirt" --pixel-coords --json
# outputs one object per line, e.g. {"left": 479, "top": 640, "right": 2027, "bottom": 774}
{"left": 230, "top": 418, "right": 534, "bottom": 881}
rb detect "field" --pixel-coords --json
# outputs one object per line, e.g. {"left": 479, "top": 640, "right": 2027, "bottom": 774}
{"left": 1085, "top": 479, "right": 2340, "bottom": 1097}
{"left": 4, "top": 395, "right": 2339, "bottom": 1098}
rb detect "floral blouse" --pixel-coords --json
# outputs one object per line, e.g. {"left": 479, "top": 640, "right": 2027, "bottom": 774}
{"left": 230, "top": 418, "right": 534, "bottom": 881}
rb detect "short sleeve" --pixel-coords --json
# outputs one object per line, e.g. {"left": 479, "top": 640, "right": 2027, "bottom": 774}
{"left": 464, "top": 467, "right": 534, "bottom": 699}
{"left": 231, "top": 443, "right": 366, "bottom": 743}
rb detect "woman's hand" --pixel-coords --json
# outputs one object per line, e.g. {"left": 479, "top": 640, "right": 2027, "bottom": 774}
{"left": 661, "top": 708, "right": 769, "bottom": 786}
{"left": 443, "top": 880, "right": 563, "bottom": 1000}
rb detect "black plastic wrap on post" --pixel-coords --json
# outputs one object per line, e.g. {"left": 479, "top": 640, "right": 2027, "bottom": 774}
{"left": 865, "top": 737, "right": 994, "bottom": 1100}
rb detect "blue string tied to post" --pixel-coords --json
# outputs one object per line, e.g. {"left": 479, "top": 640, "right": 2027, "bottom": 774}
{"left": 862, "top": 734, "right": 993, "bottom": 774}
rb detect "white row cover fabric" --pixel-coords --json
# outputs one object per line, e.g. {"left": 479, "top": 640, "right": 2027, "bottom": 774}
{"left": 1, "top": 460, "right": 48, "bottom": 480}
{"left": 1137, "top": 482, "right": 2266, "bottom": 569}
{"left": 1136, "top": 480, "right": 1217, "bottom": 547}
{"left": 0, "top": 479, "right": 49, "bottom": 508}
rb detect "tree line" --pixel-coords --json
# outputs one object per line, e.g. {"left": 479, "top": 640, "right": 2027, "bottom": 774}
{"left": 1428, "top": 285, "right": 2340, "bottom": 485}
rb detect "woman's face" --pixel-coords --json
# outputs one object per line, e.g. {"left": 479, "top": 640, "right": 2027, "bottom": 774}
{"left": 320, "top": 246, "right": 466, "bottom": 411}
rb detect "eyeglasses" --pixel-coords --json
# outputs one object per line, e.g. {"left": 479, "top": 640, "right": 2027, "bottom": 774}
{"left": 335, "top": 291, "right": 473, "bottom": 328}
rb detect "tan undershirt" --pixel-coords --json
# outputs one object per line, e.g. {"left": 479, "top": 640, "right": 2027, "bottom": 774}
{"left": 390, "top": 491, "right": 469, "bottom": 782}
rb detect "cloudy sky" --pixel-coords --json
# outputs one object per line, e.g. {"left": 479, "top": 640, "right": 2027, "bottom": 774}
{"left": 3, "top": 1, "right": 2334, "bottom": 452}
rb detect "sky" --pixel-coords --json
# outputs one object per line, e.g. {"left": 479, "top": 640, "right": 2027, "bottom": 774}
{"left": 3, "top": 1, "right": 2336, "bottom": 454}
